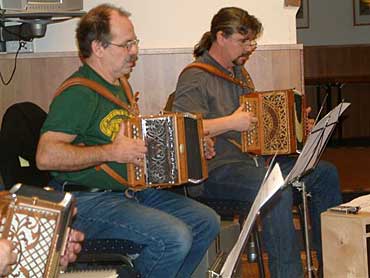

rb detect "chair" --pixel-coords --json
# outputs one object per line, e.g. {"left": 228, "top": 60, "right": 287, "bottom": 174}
{"left": 0, "top": 102, "right": 50, "bottom": 189}
{"left": 0, "top": 102, "right": 142, "bottom": 277}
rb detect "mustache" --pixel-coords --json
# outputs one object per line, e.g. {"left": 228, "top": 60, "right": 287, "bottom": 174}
{"left": 128, "top": 55, "right": 138, "bottom": 63}
{"left": 240, "top": 52, "right": 251, "bottom": 58}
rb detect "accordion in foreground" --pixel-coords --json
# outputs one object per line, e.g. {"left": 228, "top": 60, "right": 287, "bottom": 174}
{"left": 240, "top": 89, "right": 306, "bottom": 155}
{"left": 0, "top": 184, "right": 75, "bottom": 278}
{"left": 125, "top": 112, "right": 208, "bottom": 190}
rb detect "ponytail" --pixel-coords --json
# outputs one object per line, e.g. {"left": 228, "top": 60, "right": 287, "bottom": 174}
{"left": 193, "top": 31, "right": 213, "bottom": 58}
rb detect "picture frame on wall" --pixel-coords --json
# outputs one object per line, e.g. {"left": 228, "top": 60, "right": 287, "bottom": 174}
{"left": 296, "top": 0, "right": 309, "bottom": 29}
{"left": 353, "top": 0, "right": 370, "bottom": 25}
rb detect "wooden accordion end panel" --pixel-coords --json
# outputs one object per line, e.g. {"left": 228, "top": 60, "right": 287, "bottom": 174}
{"left": 0, "top": 184, "right": 75, "bottom": 278}
{"left": 125, "top": 112, "right": 208, "bottom": 190}
{"left": 240, "top": 89, "right": 306, "bottom": 155}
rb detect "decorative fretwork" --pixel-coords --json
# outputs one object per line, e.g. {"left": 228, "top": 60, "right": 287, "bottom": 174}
{"left": 7, "top": 206, "right": 58, "bottom": 278}
{"left": 143, "top": 117, "right": 178, "bottom": 184}
{"left": 262, "top": 92, "right": 291, "bottom": 154}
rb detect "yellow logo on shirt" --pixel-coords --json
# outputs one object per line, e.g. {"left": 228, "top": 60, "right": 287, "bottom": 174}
{"left": 100, "top": 109, "right": 131, "bottom": 140}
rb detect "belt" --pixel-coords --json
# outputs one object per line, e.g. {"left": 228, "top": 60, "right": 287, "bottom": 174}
{"left": 50, "top": 180, "right": 125, "bottom": 193}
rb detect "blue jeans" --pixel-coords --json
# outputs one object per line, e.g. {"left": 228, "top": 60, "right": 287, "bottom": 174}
{"left": 70, "top": 188, "right": 220, "bottom": 278}
{"left": 195, "top": 156, "right": 342, "bottom": 278}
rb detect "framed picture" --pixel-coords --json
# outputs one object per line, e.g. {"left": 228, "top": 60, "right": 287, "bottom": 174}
{"left": 353, "top": 0, "right": 370, "bottom": 25}
{"left": 285, "top": 0, "right": 301, "bottom": 6}
{"left": 296, "top": 0, "right": 309, "bottom": 29}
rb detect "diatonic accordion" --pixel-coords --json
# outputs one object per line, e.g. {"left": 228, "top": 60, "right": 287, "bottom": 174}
{"left": 0, "top": 184, "right": 75, "bottom": 278}
{"left": 126, "top": 112, "right": 208, "bottom": 190}
{"left": 240, "top": 89, "right": 306, "bottom": 155}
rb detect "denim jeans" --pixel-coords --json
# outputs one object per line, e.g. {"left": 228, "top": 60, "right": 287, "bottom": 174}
{"left": 194, "top": 156, "right": 342, "bottom": 278}
{"left": 69, "top": 188, "right": 220, "bottom": 278}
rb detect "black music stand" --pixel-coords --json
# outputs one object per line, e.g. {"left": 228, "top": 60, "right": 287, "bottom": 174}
{"left": 209, "top": 162, "right": 285, "bottom": 278}
{"left": 285, "top": 101, "right": 350, "bottom": 278}
{"left": 208, "top": 102, "right": 350, "bottom": 278}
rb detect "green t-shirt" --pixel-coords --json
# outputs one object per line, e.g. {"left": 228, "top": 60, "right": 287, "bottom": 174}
{"left": 41, "top": 64, "right": 131, "bottom": 191}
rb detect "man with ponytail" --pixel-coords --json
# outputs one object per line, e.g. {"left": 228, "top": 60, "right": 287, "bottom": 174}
{"left": 173, "top": 7, "right": 342, "bottom": 277}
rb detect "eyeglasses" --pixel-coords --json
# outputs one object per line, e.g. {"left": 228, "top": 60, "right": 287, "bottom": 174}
{"left": 107, "top": 39, "right": 140, "bottom": 50}
{"left": 231, "top": 38, "right": 257, "bottom": 48}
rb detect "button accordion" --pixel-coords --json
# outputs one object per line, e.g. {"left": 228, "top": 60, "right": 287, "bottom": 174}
{"left": 240, "top": 89, "right": 306, "bottom": 155}
{"left": 0, "top": 184, "right": 75, "bottom": 278}
{"left": 125, "top": 112, "right": 208, "bottom": 190}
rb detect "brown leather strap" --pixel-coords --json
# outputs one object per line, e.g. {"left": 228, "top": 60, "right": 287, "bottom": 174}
{"left": 54, "top": 77, "right": 140, "bottom": 186}
{"left": 96, "top": 164, "right": 129, "bottom": 186}
{"left": 54, "top": 77, "right": 139, "bottom": 116}
{"left": 241, "top": 67, "right": 255, "bottom": 91}
{"left": 181, "top": 62, "right": 254, "bottom": 89}
{"left": 119, "top": 76, "right": 140, "bottom": 115}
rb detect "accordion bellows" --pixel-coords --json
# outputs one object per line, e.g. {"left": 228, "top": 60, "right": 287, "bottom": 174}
{"left": 240, "top": 89, "right": 306, "bottom": 155}
{"left": 125, "top": 112, "right": 208, "bottom": 189}
{"left": 0, "top": 184, "right": 75, "bottom": 278}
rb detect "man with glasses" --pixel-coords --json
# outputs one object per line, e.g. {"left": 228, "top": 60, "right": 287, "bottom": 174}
{"left": 36, "top": 4, "right": 220, "bottom": 278}
{"left": 172, "top": 7, "right": 342, "bottom": 277}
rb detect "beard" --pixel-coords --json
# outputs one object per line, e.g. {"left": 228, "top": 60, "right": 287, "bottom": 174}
{"left": 232, "top": 52, "right": 251, "bottom": 66}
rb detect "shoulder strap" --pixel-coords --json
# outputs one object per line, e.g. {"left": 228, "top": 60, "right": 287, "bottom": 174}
{"left": 53, "top": 77, "right": 139, "bottom": 187}
{"left": 95, "top": 164, "right": 129, "bottom": 187}
{"left": 181, "top": 62, "right": 255, "bottom": 90}
{"left": 54, "top": 77, "right": 139, "bottom": 116}
{"left": 241, "top": 67, "right": 255, "bottom": 91}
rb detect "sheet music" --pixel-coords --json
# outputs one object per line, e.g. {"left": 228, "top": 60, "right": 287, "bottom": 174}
{"left": 286, "top": 102, "right": 351, "bottom": 184}
{"left": 342, "top": 194, "right": 370, "bottom": 212}
{"left": 220, "top": 163, "right": 285, "bottom": 278}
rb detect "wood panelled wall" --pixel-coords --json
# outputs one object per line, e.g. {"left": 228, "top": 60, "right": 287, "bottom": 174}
{"left": 0, "top": 44, "right": 303, "bottom": 121}
{"left": 303, "top": 44, "right": 370, "bottom": 139}
{"left": 304, "top": 44, "right": 370, "bottom": 78}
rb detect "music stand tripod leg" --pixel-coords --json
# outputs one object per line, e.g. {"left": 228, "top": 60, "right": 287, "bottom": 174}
{"left": 294, "top": 180, "right": 314, "bottom": 278}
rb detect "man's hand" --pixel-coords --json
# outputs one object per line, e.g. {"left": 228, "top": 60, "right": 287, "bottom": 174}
{"left": 305, "top": 106, "right": 315, "bottom": 134}
{"left": 230, "top": 106, "right": 257, "bottom": 132}
{"left": 0, "top": 239, "right": 17, "bottom": 276}
{"left": 59, "top": 229, "right": 85, "bottom": 269}
{"left": 110, "top": 122, "right": 147, "bottom": 166}
{"left": 204, "top": 136, "right": 216, "bottom": 160}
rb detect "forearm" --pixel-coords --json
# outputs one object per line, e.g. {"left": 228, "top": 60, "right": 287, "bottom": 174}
{"left": 37, "top": 137, "right": 113, "bottom": 171}
{"left": 203, "top": 116, "right": 234, "bottom": 137}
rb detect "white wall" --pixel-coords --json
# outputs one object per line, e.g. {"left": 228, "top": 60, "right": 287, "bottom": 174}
{"left": 297, "top": 0, "right": 370, "bottom": 46}
{"left": 34, "top": 0, "right": 299, "bottom": 52}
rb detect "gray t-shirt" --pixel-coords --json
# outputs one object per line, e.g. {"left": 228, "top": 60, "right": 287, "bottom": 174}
{"left": 173, "top": 51, "right": 254, "bottom": 172}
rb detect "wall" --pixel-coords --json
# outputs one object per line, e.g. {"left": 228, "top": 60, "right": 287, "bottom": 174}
{"left": 297, "top": 0, "right": 370, "bottom": 46}
{"left": 0, "top": 45, "right": 304, "bottom": 118}
{"left": 296, "top": 0, "right": 370, "bottom": 140}
{"left": 34, "top": 0, "right": 299, "bottom": 52}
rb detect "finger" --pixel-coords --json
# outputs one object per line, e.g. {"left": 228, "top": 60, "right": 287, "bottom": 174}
{"left": 59, "top": 255, "right": 68, "bottom": 268}
{"left": 4, "top": 265, "right": 13, "bottom": 275}
{"left": 133, "top": 157, "right": 144, "bottom": 167}
{"left": 72, "top": 207, "right": 78, "bottom": 217}
{"left": 67, "top": 252, "right": 77, "bottom": 264}
{"left": 235, "top": 105, "right": 245, "bottom": 113}
{"left": 117, "top": 121, "right": 126, "bottom": 137}
{"left": 10, "top": 251, "right": 17, "bottom": 265}
{"left": 250, "top": 116, "right": 258, "bottom": 123}
{"left": 70, "top": 230, "right": 84, "bottom": 242}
